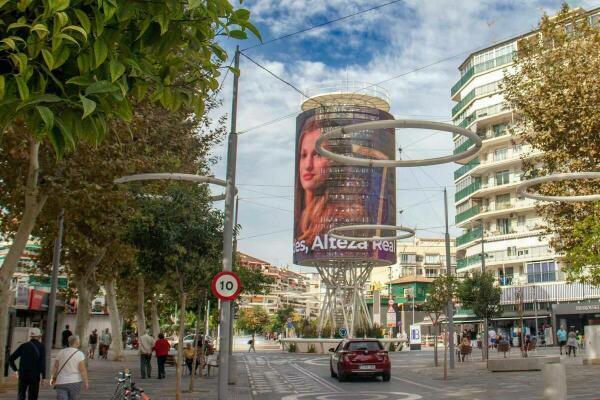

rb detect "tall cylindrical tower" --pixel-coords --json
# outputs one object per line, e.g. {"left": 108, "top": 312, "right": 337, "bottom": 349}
{"left": 293, "top": 81, "right": 397, "bottom": 268}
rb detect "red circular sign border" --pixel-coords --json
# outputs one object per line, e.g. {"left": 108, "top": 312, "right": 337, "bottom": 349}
{"left": 211, "top": 271, "right": 242, "bottom": 301}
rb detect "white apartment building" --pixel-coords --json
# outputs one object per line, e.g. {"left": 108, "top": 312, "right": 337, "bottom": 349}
{"left": 451, "top": 7, "right": 600, "bottom": 336}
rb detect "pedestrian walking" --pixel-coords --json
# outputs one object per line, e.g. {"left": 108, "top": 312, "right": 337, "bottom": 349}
{"left": 99, "top": 328, "right": 112, "bottom": 359}
{"left": 50, "top": 335, "right": 89, "bottom": 400}
{"left": 61, "top": 325, "right": 72, "bottom": 349}
{"left": 87, "top": 330, "right": 98, "bottom": 359}
{"left": 9, "top": 328, "right": 46, "bottom": 400}
{"left": 248, "top": 333, "right": 256, "bottom": 352}
{"left": 459, "top": 337, "right": 471, "bottom": 362}
{"left": 153, "top": 333, "right": 170, "bottom": 379}
{"left": 567, "top": 329, "right": 578, "bottom": 357}
{"left": 557, "top": 325, "right": 567, "bottom": 355}
{"left": 138, "top": 331, "right": 155, "bottom": 379}
{"left": 183, "top": 343, "right": 195, "bottom": 375}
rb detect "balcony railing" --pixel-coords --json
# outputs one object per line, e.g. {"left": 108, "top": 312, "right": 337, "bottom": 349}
{"left": 454, "top": 158, "right": 480, "bottom": 180}
{"left": 451, "top": 52, "right": 515, "bottom": 97}
{"left": 455, "top": 205, "right": 480, "bottom": 224}
{"left": 452, "top": 90, "right": 476, "bottom": 117}
{"left": 455, "top": 179, "right": 481, "bottom": 202}
{"left": 456, "top": 227, "right": 483, "bottom": 247}
{"left": 501, "top": 282, "right": 600, "bottom": 305}
{"left": 453, "top": 138, "right": 475, "bottom": 155}
{"left": 457, "top": 112, "right": 476, "bottom": 129}
{"left": 457, "top": 254, "right": 482, "bottom": 269}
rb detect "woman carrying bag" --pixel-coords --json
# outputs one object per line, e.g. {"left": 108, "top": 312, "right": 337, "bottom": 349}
{"left": 50, "top": 335, "right": 89, "bottom": 400}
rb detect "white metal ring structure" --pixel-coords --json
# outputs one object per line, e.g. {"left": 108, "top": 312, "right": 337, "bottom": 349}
{"left": 114, "top": 173, "right": 237, "bottom": 201}
{"left": 516, "top": 172, "right": 600, "bottom": 203}
{"left": 315, "top": 119, "right": 482, "bottom": 167}
{"left": 328, "top": 224, "right": 416, "bottom": 242}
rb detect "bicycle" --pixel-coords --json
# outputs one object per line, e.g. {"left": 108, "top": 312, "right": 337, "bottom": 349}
{"left": 112, "top": 370, "right": 151, "bottom": 400}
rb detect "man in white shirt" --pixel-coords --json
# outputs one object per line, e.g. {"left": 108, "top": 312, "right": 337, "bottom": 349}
{"left": 50, "top": 335, "right": 88, "bottom": 399}
{"left": 138, "top": 332, "right": 156, "bottom": 379}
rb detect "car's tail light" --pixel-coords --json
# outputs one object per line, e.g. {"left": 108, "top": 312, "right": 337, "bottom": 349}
{"left": 376, "top": 351, "right": 389, "bottom": 360}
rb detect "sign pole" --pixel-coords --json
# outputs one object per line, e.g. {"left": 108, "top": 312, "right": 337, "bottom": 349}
{"left": 444, "top": 188, "right": 455, "bottom": 369}
{"left": 44, "top": 209, "right": 64, "bottom": 369}
{"left": 218, "top": 46, "right": 240, "bottom": 400}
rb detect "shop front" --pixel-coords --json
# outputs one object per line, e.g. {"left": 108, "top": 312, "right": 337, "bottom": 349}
{"left": 552, "top": 302, "right": 600, "bottom": 334}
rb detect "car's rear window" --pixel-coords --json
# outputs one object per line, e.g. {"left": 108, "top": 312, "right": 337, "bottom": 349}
{"left": 347, "top": 341, "right": 382, "bottom": 351}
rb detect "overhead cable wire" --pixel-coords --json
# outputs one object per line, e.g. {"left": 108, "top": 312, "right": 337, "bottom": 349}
{"left": 241, "top": 0, "right": 405, "bottom": 51}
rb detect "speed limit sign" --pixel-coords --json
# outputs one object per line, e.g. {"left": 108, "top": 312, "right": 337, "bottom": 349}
{"left": 211, "top": 271, "right": 242, "bottom": 301}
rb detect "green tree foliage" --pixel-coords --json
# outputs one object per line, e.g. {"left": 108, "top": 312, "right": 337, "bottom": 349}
{"left": 237, "top": 305, "right": 270, "bottom": 335}
{"left": 423, "top": 274, "right": 457, "bottom": 366}
{"left": 0, "top": 0, "right": 260, "bottom": 155}
{"left": 457, "top": 271, "right": 501, "bottom": 321}
{"left": 457, "top": 271, "right": 501, "bottom": 360}
{"left": 563, "top": 205, "right": 600, "bottom": 282}
{"left": 503, "top": 5, "right": 600, "bottom": 282}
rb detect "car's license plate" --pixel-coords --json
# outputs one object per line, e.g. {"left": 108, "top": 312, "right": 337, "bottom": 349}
{"left": 359, "top": 364, "right": 375, "bottom": 370}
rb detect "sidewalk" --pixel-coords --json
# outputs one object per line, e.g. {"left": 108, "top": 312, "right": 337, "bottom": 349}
{"left": 0, "top": 349, "right": 252, "bottom": 400}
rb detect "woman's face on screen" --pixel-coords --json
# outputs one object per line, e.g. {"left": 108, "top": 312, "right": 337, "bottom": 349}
{"left": 299, "top": 129, "right": 329, "bottom": 192}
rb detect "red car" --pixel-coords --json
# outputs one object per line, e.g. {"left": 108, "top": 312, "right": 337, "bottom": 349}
{"left": 329, "top": 339, "right": 391, "bottom": 382}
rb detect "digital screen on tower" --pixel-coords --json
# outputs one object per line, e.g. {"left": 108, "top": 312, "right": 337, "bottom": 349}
{"left": 293, "top": 106, "right": 397, "bottom": 267}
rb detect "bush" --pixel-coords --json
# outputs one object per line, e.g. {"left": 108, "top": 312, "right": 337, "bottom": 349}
{"left": 307, "top": 344, "right": 316, "bottom": 353}
{"left": 288, "top": 343, "right": 297, "bottom": 353}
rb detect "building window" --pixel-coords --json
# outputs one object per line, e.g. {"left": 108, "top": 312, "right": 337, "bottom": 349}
{"left": 425, "top": 269, "right": 438, "bottom": 278}
{"left": 496, "top": 170, "right": 510, "bottom": 185}
{"left": 526, "top": 261, "right": 556, "bottom": 283}
{"left": 497, "top": 218, "right": 510, "bottom": 235}
{"left": 494, "top": 148, "right": 508, "bottom": 161}
{"left": 496, "top": 193, "right": 511, "bottom": 209}
{"left": 425, "top": 254, "right": 440, "bottom": 264}
{"left": 498, "top": 267, "right": 514, "bottom": 286}
{"left": 590, "top": 13, "right": 599, "bottom": 26}
{"left": 493, "top": 123, "right": 508, "bottom": 137}
{"left": 517, "top": 216, "right": 526, "bottom": 227}
{"left": 400, "top": 253, "right": 416, "bottom": 264}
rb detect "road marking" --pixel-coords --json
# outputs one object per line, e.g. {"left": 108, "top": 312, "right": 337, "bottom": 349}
{"left": 291, "top": 362, "right": 343, "bottom": 393}
{"left": 281, "top": 392, "right": 422, "bottom": 400}
{"left": 391, "top": 376, "right": 445, "bottom": 392}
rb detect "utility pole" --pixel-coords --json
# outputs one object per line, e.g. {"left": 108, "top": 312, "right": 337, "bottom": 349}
{"left": 218, "top": 46, "right": 240, "bottom": 400}
{"left": 444, "top": 189, "right": 455, "bottom": 369}
{"left": 44, "top": 210, "right": 64, "bottom": 370}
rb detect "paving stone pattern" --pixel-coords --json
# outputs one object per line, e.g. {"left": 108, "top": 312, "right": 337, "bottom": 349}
{"left": 0, "top": 349, "right": 251, "bottom": 400}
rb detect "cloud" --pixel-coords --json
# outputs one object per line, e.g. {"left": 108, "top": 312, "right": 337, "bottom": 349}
{"left": 210, "top": 0, "right": 600, "bottom": 266}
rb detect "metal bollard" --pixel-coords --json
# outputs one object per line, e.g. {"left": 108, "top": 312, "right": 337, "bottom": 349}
{"left": 543, "top": 362, "right": 567, "bottom": 400}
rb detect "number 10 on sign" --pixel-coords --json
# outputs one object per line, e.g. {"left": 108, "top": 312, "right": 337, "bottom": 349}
{"left": 211, "top": 271, "right": 242, "bottom": 301}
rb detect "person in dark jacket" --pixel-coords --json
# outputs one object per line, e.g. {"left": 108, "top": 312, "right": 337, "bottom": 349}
{"left": 61, "top": 325, "right": 72, "bottom": 348}
{"left": 9, "top": 328, "right": 46, "bottom": 400}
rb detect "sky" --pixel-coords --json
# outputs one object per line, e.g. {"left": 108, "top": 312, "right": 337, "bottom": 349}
{"left": 207, "top": 0, "right": 599, "bottom": 269}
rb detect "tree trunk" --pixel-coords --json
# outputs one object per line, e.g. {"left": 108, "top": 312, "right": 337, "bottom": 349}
{"left": 151, "top": 296, "right": 160, "bottom": 338}
{"left": 443, "top": 329, "right": 448, "bottom": 381}
{"left": 433, "top": 324, "right": 439, "bottom": 367}
{"left": 136, "top": 275, "right": 147, "bottom": 336}
{"left": 0, "top": 139, "right": 46, "bottom": 384}
{"left": 175, "top": 292, "right": 187, "bottom": 400}
{"left": 188, "top": 300, "right": 202, "bottom": 392}
{"left": 483, "top": 319, "right": 489, "bottom": 361}
{"left": 105, "top": 278, "right": 124, "bottom": 361}
{"left": 74, "top": 276, "right": 91, "bottom": 357}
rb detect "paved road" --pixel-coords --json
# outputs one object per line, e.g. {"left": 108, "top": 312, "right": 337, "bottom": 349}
{"left": 242, "top": 349, "right": 600, "bottom": 400}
